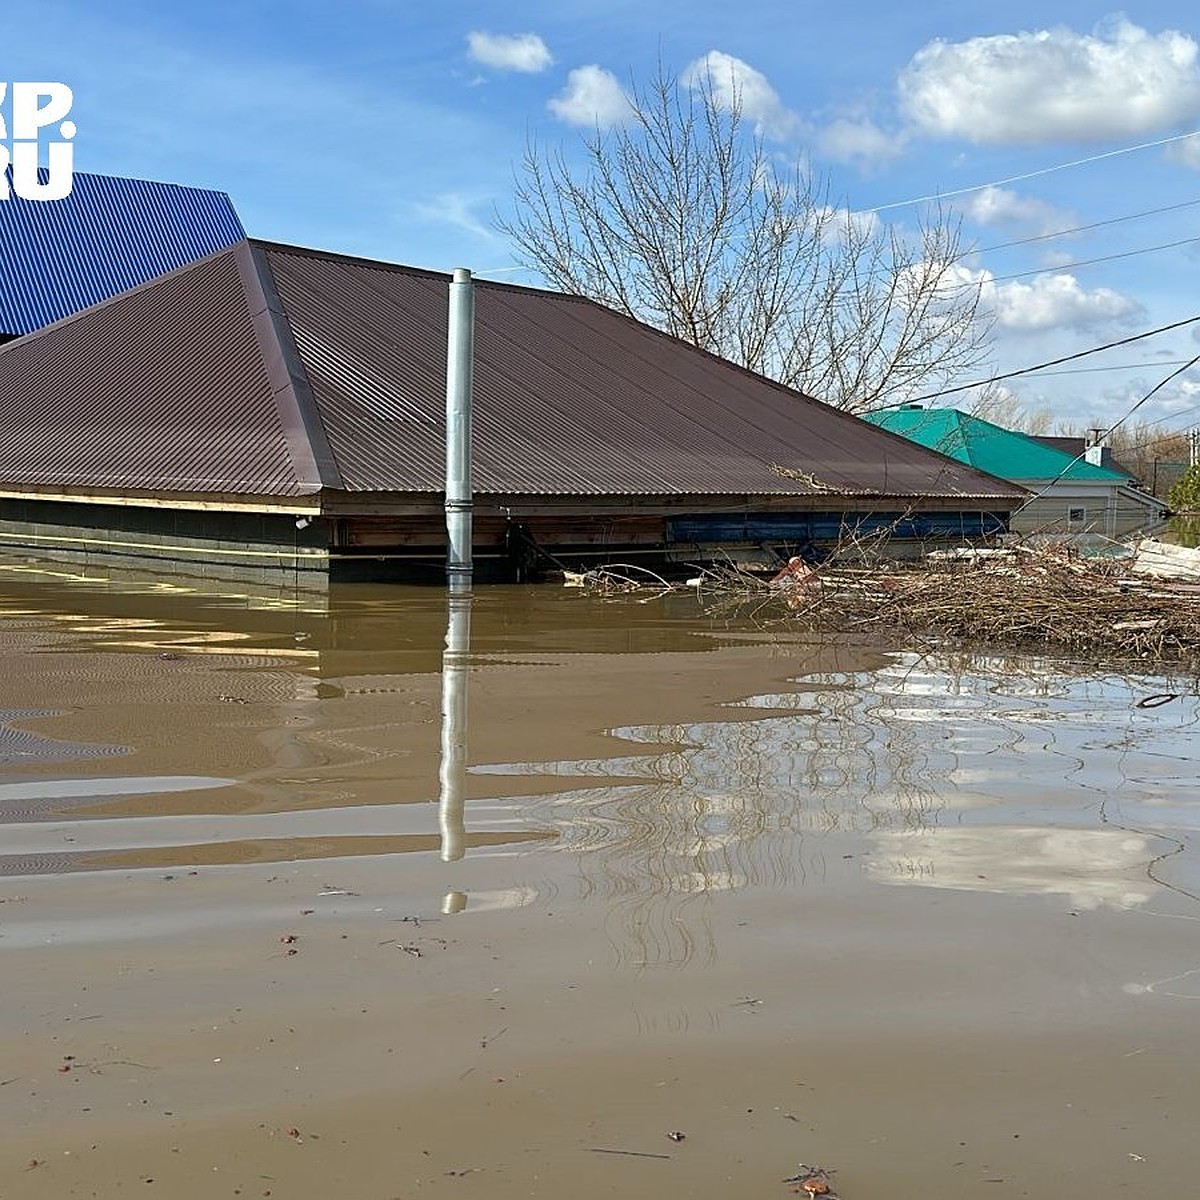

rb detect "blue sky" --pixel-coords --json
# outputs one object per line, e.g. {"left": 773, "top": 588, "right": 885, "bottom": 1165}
{"left": 5, "top": 1, "right": 1200, "bottom": 431}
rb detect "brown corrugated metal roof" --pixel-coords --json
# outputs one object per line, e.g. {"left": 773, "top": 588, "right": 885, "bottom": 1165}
{"left": 0, "top": 243, "right": 315, "bottom": 497}
{"left": 261, "top": 241, "right": 1023, "bottom": 500}
{"left": 0, "top": 237, "right": 1026, "bottom": 504}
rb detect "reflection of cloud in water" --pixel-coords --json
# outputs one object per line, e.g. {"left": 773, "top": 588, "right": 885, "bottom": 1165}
{"left": 475, "top": 653, "right": 1198, "bottom": 965}
{"left": 481, "top": 675, "right": 942, "bottom": 967}
{"left": 870, "top": 827, "right": 1156, "bottom": 910}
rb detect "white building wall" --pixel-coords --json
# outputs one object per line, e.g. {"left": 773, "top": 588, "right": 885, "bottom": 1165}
{"left": 1011, "top": 480, "right": 1167, "bottom": 538}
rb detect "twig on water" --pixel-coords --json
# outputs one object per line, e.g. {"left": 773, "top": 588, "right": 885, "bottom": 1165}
{"left": 589, "top": 1147, "right": 672, "bottom": 1160}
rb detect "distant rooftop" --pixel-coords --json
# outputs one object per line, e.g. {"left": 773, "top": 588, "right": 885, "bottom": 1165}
{"left": 1033, "top": 434, "right": 1139, "bottom": 481}
{"left": 862, "top": 406, "right": 1134, "bottom": 484}
{"left": 0, "top": 169, "right": 244, "bottom": 337}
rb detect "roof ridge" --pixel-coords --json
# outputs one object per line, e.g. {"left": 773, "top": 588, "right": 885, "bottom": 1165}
{"left": 237, "top": 243, "right": 344, "bottom": 491}
{"left": 248, "top": 238, "right": 595, "bottom": 302}
{"left": 950, "top": 408, "right": 979, "bottom": 468}
{"left": 0, "top": 239, "right": 339, "bottom": 496}
{"left": 957, "top": 409, "right": 1131, "bottom": 478}
{"left": 0, "top": 241, "right": 323, "bottom": 500}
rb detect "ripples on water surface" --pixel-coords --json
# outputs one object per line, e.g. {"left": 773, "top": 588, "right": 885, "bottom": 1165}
{"left": 0, "top": 557, "right": 1196, "bottom": 964}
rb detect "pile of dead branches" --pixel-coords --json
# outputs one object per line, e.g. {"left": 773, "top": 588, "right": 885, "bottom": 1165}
{"left": 815, "top": 552, "right": 1200, "bottom": 663}
{"left": 571, "top": 544, "right": 1200, "bottom": 667}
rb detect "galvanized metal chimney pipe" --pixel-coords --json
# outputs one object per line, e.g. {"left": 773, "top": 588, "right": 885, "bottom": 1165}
{"left": 445, "top": 267, "right": 475, "bottom": 590}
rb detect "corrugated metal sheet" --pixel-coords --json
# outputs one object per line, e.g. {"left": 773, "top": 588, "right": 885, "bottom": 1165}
{"left": 261, "top": 242, "right": 1027, "bottom": 501}
{"left": 0, "top": 245, "right": 308, "bottom": 497}
{"left": 0, "top": 237, "right": 1027, "bottom": 505}
{"left": 1034, "top": 435, "right": 1138, "bottom": 479}
{"left": 0, "top": 169, "right": 244, "bottom": 336}
{"left": 862, "top": 407, "right": 1129, "bottom": 484}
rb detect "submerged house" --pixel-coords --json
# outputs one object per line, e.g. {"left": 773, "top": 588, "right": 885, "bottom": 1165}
{"left": 863, "top": 406, "right": 1168, "bottom": 539}
{"left": 0, "top": 239, "right": 1027, "bottom": 583}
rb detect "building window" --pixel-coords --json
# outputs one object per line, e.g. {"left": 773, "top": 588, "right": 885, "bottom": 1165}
{"left": 1068, "top": 506, "right": 1086, "bottom": 527}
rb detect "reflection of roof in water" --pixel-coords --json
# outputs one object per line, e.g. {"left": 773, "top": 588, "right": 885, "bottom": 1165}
{"left": 0, "top": 563, "right": 761, "bottom": 675}
{"left": 0, "top": 774, "right": 234, "bottom": 823}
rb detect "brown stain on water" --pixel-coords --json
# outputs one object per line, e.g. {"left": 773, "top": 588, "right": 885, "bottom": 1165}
{"left": 0, "top": 565, "right": 1198, "bottom": 1199}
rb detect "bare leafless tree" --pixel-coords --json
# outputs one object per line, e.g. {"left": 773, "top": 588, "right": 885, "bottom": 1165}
{"left": 966, "top": 384, "right": 1054, "bottom": 434}
{"left": 498, "top": 64, "right": 993, "bottom": 413}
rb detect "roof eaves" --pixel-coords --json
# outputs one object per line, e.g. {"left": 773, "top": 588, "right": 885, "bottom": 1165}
{"left": 235, "top": 242, "right": 344, "bottom": 492}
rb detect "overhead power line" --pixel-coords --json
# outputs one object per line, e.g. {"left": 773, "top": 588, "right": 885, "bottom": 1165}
{"left": 974, "top": 196, "right": 1200, "bottom": 256}
{"left": 1101, "top": 354, "right": 1200, "bottom": 440}
{"left": 985, "top": 235, "right": 1200, "bottom": 284}
{"left": 1033, "top": 359, "right": 1194, "bottom": 378}
{"left": 818, "top": 195, "right": 1200, "bottom": 311}
{"left": 898, "top": 314, "right": 1200, "bottom": 404}
{"left": 867, "top": 129, "right": 1200, "bottom": 214}
{"left": 1014, "top": 351, "right": 1200, "bottom": 511}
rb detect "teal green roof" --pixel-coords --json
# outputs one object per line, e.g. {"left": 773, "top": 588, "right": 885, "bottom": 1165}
{"left": 861, "top": 407, "right": 1132, "bottom": 484}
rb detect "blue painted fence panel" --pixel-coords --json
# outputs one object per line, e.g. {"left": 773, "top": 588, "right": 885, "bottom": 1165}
{"left": 667, "top": 511, "right": 1009, "bottom": 544}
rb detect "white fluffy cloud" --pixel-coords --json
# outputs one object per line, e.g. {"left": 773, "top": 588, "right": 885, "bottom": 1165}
{"left": 964, "top": 186, "right": 1074, "bottom": 236}
{"left": 899, "top": 18, "right": 1200, "bottom": 144}
{"left": 817, "top": 116, "right": 906, "bottom": 167}
{"left": 466, "top": 31, "right": 553, "bottom": 73}
{"left": 995, "top": 274, "right": 1140, "bottom": 330}
{"left": 682, "top": 50, "right": 800, "bottom": 140}
{"left": 809, "top": 204, "right": 882, "bottom": 246}
{"left": 547, "top": 66, "right": 632, "bottom": 128}
{"left": 1167, "top": 130, "right": 1200, "bottom": 168}
{"left": 963, "top": 267, "right": 1141, "bottom": 331}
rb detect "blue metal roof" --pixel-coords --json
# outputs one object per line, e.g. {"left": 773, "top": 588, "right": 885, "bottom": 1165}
{"left": 0, "top": 169, "right": 245, "bottom": 336}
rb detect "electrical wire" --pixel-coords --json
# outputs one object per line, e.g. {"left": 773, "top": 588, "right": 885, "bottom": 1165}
{"left": 974, "top": 196, "right": 1200, "bottom": 256}
{"left": 894, "top": 314, "right": 1200, "bottom": 405}
{"left": 1013, "top": 352, "right": 1200, "bottom": 511}
{"left": 1029, "top": 359, "right": 1193, "bottom": 378}
{"left": 866, "top": 129, "right": 1200, "bottom": 213}
{"left": 1101, "top": 355, "right": 1200, "bottom": 441}
{"left": 814, "top": 217, "right": 1200, "bottom": 311}
{"left": 981, "top": 235, "right": 1200, "bottom": 284}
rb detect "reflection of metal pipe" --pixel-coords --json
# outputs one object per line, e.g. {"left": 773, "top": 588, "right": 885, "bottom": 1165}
{"left": 438, "top": 591, "right": 471, "bottom": 862}
{"left": 445, "top": 267, "right": 474, "bottom": 590}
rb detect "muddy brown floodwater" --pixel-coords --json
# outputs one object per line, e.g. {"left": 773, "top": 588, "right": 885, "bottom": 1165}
{"left": 1, "top": 558, "right": 1198, "bottom": 1199}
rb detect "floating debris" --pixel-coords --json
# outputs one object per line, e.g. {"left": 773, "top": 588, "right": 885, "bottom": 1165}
{"left": 783, "top": 1163, "right": 837, "bottom": 1196}
{"left": 589, "top": 1147, "right": 672, "bottom": 1160}
{"left": 575, "top": 539, "right": 1200, "bottom": 669}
